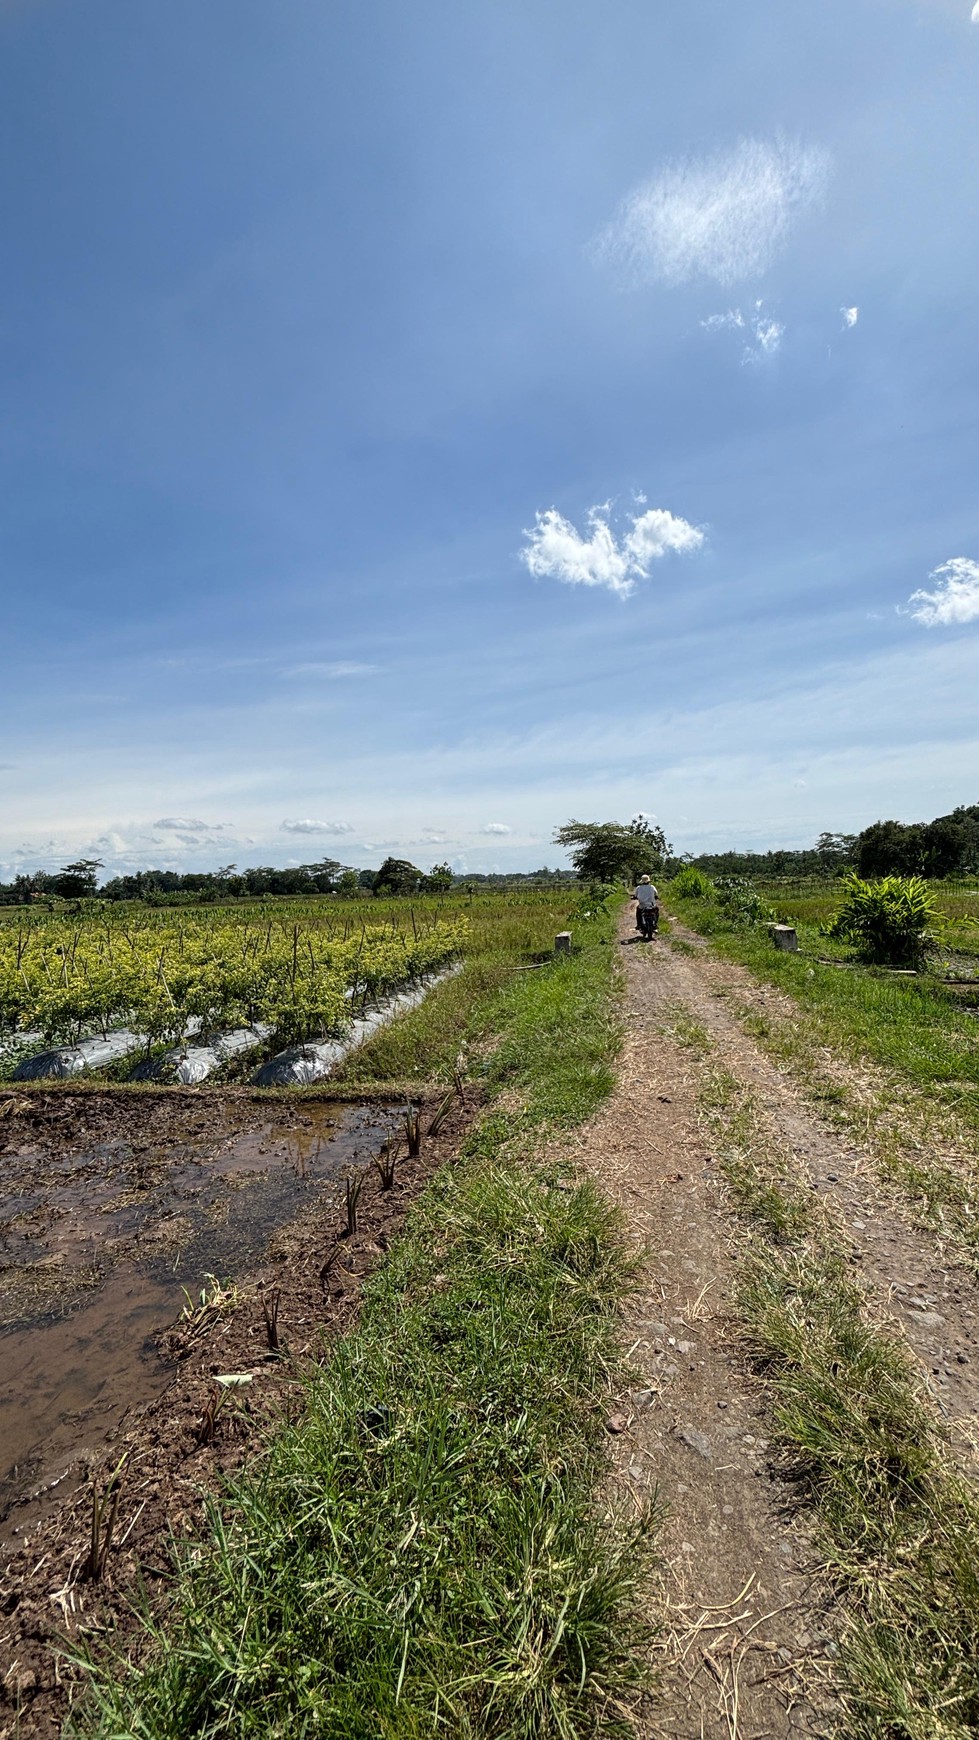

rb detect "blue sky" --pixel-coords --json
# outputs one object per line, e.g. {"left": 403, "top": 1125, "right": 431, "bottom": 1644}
{"left": 1, "top": 0, "right": 977, "bottom": 876}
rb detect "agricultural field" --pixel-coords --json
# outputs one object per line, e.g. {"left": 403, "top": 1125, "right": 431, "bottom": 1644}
{"left": 0, "top": 897, "right": 465, "bottom": 1066}
{"left": 759, "top": 874, "right": 979, "bottom": 964}
{"left": 0, "top": 889, "right": 591, "bottom": 1531}
{"left": 0, "top": 888, "right": 631, "bottom": 1739}
{"left": 0, "top": 889, "right": 591, "bottom": 1088}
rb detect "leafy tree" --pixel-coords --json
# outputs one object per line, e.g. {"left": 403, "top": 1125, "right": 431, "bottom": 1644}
{"left": 814, "top": 831, "right": 857, "bottom": 868}
{"left": 373, "top": 856, "right": 424, "bottom": 896}
{"left": 553, "top": 816, "right": 671, "bottom": 884}
{"left": 54, "top": 858, "right": 103, "bottom": 898}
{"left": 856, "top": 821, "right": 926, "bottom": 878}
{"left": 306, "top": 859, "right": 343, "bottom": 893}
{"left": 421, "top": 861, "right": 454, "bottom": 893}
{"left": 335, "top": 869, "right": 361, "bottom": 898}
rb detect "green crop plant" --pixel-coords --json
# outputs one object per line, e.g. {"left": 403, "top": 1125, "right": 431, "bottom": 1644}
{"left": 830, "top": 872, "right": 936, "bottom": 966}
{"left": 0, "top": 905, "right": 465, "bottom": 1050}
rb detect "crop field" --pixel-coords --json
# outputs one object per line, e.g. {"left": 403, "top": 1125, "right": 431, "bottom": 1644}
{"left": 0, "top": 898, "right": 466, "bottom": 1060}
{"left": 0, "top": 886, "right": 631, "bottom": 1739}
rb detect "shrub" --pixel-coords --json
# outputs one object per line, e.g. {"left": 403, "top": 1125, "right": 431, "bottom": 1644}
{"left": 830, "top": 873, "right": 936, "bottom": 967}
{"left": 670, "top": 867, "right": 715, "bottom": 900}
{"left": 715, "top": 878, "right": 774, "bottom": 929}
{"left": 570, "top": 882, "right": 619, "bottom": 920}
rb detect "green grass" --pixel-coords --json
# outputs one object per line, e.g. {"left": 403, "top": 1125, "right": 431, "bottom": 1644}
{"left": 75, "top": 906, "right": 654, "bottom": 1739}
{"left": 665, "top": 889, "right": 979, "bottom": 1266}
{"left": 693, "top": 1051, "right": 979, "bottom": 1740}
{"left": 336, "top": 900, "right": 615, "bottom": 1090}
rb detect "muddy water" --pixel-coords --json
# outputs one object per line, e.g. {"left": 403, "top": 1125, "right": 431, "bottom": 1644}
{"left": 0, "top": 1103, "right": 399, "bottom": 1533}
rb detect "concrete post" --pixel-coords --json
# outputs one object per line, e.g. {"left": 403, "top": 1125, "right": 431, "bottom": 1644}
{"left": 554, "top": 932, "right": 572, "bottom": 955}
{"left": 771, "top": 925, "right": 798, "bottom": 952}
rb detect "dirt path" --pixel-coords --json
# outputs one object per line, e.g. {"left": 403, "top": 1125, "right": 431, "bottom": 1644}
{"left": 565, "top": 916, "right": 979, "bottom": 1738}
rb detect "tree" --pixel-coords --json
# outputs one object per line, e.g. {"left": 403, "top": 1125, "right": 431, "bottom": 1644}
{"left": 373, "top": 856, "right": 424, "bottom": 896}
{"left": 335, "top": 868, "right": 361, "bottom": 898}
{"left": 856, "top": 821, "right": 925, "bottom": 878}
{"left": 553, "top": 816, "right": 671, "bottom": 884}
{"left": 814, "top": 832, "right": 857, "bottom": 869}
{"left": 421, "top": 861, "right": 454, "bottom": 893}
{"left": 54, "top": 859, "right": 103, "bottom": 898}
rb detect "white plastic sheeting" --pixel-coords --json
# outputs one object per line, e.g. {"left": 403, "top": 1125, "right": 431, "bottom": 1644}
{"left": 13, "top": 1030, "right": 147, "bottom": 1081}
{"left": 0, "top": 1030, "right": 43, "bottom": 1061}
{"left": 251, "top": 966, "right": 461, "bottom": 1087}
{"left": 131, "top": 1025, "right": 273, "bottom": 1085}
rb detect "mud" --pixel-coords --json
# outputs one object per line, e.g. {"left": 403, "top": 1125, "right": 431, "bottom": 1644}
{"left": 0, "top": 1091, "right": 404, "bottom": 1537}
{"left": 0, "top": 1085, "right": 472, "bottom": 1739}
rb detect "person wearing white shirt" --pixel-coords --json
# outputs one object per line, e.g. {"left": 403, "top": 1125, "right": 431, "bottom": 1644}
{"left": 633, "top": 874, "right": 659, "bottom": 940}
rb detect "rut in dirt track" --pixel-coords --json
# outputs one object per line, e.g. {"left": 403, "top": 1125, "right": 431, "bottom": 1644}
{"left": 559, "top": 917, "right": 979, "bottom": 1740}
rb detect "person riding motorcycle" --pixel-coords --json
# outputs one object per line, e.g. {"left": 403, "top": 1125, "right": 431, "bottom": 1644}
{"left": 633, "top": 874, "right": 659, "bottom": 940}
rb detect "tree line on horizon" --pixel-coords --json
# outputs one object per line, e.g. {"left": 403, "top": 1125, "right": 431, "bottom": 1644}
{"left": 2, "top": 801, "right": 976, "bottom": 906}
{"left": 0, "top": 854, "right": 577, "bottom": 906}
{"left": 555, "top": 803, "right": 979, "bottom": 885}
{"left": 688, "top": 802, "right": 979, "bottom": 882}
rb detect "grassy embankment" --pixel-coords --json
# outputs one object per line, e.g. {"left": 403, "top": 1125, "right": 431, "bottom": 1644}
{"left": 665, "top": 1005, "right": 979, "bottom": 1738}
{"left": 77, "top": 905, "right": 656, "bottom": 1739}
{"left": 665, "top": 879, "right": 979, "bottom": 1261}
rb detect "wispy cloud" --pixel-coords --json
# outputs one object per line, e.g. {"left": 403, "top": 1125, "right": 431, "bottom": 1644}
{"left": 283, "top": 661, "right": 381, "bottom": 679}
{"left": 482, "top": 823, "right": 511, "bottom": 835}
{"left": 594, "top": 137, "right": 830, "bottom": 289}
{"left": 281, "top": 818, "right": 356, "bottom": 834}
{"left": 907, "top": 558, "right": 979, "bottom": 627}
{"left": 972, "top": 2, "right": 979, "bottom": 22}
{"left": 702, "top": 299, "right": 784, "bottom": 362}
{"left": 841, "top": 305, "right": 859, "bottom": 329}
{"left": 153, "top": 817, "right": 233, "bottom": 841}
{"left": 521, "top": 501, "right": 704, "bottom": 598}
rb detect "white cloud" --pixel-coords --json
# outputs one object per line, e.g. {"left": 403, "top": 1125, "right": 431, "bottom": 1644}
{"left": 521, "top": 502, "right": 704, "bottom": 597}
{"left": 281, "top": 818, "right": 356, "bottom": 834}
{"left": 283, "top": 661, "right": 380, "bottom": 679}
{"left": 482, "top": 823, "right": 511, "bottom": 835}
{"left": 841, "top": 305, "right": 859, "bottom": 329}
{"left": 701, "top": 309, "right": 746, "bottom": 334}
{"left": 907, "top": 558, "right": 979, "bottom": 627}
{"left": 594, "top": 137, "right": 830, "bottom": 288}
{"left": 702, "top": 299, "right": 784, "bottom": 363}
{"left": 154, "top": 816, "right": 216, "bottom": 832}
{"left": 152, "top": 817, "right": 235, "bottom": 846}
{"left": 972, "top": 1, "right": 979, "bottom": 22}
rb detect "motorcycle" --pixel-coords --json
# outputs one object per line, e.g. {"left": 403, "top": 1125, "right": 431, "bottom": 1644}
{"left": 635, "top": 899, "right": 659, "bottom": 940}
